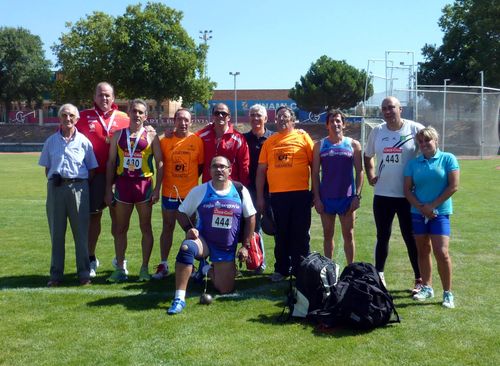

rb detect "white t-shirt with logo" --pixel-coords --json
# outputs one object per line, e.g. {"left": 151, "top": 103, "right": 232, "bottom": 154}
{"left": 364, "top": 119, "right": 424, "bottom": 197}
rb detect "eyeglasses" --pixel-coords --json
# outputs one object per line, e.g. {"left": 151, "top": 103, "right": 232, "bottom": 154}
{"left": 213, "top": 111, "right": 229, "bottom": 117}
{"left": 210, "top": 164, "right": 230, "bottom": 170}
{"left": 277, "top": 114, "right": 291, "bottom": 121}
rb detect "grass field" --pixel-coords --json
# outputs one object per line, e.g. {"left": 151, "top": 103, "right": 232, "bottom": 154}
{"left": 0, "top": 154, "right": 499, "bottom": 366}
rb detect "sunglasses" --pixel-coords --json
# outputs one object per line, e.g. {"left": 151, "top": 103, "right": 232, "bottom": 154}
{"left": 213, "top": 111, "right": 229, "bottom": 117}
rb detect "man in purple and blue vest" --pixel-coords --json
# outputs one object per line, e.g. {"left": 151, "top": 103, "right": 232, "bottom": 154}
{"left": 167, "top": 156, "right": 256, "bottom": 315}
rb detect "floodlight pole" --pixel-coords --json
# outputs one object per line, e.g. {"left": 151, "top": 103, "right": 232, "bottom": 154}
{"left": 385, "top": 50, "right": 416, "bottom": 117}
{"left": 229, "top": 72, "right": 240, "bottom": 124}
{"left": 480, "top": 71, "right": 485, "bottom": 159}
{"left": 442, "top": 79, "right": 450, "bottom": 151}
{"left": 415, "top": 63, "right": 420, "bottom": 121}
{"left": 199, "top": 30, "right": 213, "bottom": 123}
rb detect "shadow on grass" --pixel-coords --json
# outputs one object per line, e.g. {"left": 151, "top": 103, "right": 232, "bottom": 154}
{"left": 0, "top": 274, "right": 87, "bottom": 288}
{"left": 247, "top": 310, "right": 401, "bottom": 338}
{"left": 85, "top": 270, "right": 285, "bottom": 311}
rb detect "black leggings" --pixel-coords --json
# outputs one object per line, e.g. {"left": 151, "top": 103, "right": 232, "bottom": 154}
{"left": 373, "top": 195, "right": 420, "bottom": 279}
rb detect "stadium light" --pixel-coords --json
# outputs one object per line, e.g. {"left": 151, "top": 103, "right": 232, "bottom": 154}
{"left": 199, "top": 30, "right": 213, "bottom": 123}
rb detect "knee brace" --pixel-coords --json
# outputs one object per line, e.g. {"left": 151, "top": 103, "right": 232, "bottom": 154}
{"left": 176, "top": 239, "right": 199, "bottom": 265}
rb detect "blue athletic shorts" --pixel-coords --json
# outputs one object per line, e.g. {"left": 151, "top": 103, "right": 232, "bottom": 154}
{"left": 322, "top": 196, "right": 354, "bottom": 215}
{"left": 208, "top": 244, "right": 236, "bottom": 263}
{"left": 162, "top": 196, "right": 181, "bottom": 210}
{"left": 412, "top": 213, "right": 451, "bottom": 236}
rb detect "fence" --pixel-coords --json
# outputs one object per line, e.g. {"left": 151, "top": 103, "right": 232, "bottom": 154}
{"left": 362, "top": 85, "right": 500, "bottom": 157}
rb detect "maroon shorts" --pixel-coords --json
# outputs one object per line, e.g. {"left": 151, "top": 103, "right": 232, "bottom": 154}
{"left": 114, "top": 176, "right": 152, "bottom": 204}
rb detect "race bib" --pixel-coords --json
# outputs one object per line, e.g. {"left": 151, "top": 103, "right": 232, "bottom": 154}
{"left": 383, "top": 147, "right": 402, "bottom": 166}
{"left": 211, "top": 208, "right": 233, "bottom": 229}
{"left": 124, "top": 156, "right": 142, "bottom": 170}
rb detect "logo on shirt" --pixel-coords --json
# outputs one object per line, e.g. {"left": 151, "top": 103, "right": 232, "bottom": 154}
{"left": 175, "top": 163, "right": 186, "bottom": 172}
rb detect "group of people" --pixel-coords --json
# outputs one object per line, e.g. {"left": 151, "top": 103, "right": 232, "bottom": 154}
{"left": 38, "top": 83, "right": 459, "bottom": 314}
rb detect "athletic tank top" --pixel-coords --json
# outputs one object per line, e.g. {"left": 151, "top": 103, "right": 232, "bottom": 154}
{"left": 197, "top": 183, "right": 243, "bottom": 251}
{"left": 319, "top": 136, "right": 355, "bottom": 199}
{"left": 116, "top": 128, "right": 154, "bottom": 178}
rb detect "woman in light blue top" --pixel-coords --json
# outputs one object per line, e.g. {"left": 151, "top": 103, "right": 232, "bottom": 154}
{"left": 404, "top": 126, "right": 459, "bottom": 308}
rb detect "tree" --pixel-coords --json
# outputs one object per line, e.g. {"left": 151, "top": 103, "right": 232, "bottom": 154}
{"left": 114, "top": 3, "right": 214, "bottom": 113}
{"left": 52, "top": 2, "right": 215, "bottom": 112}
{"left": 418, "top": 0, "right": 500, "bottom": 87}
{"left": 289, "top": 56, "right": 372, "bottom": 113}
{"left": 52, "top": 12, "right": 116, "bottom": 105}
{"left": 0, "top": 27, "right": 52, "bottom": 120}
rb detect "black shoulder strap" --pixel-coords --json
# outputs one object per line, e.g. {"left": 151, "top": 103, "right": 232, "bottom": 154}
{"left": 233, "top": 181, "right": 244, "bottom": 201}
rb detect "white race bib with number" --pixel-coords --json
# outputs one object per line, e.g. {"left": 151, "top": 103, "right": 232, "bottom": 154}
{"left": 211, "top": 208, "right": 233, "bottom": 229}
{"left": 383, "top": 147, "right": 402, "bottom": 166}
{"left": 124, "top": 156, "right": 142, "bottom": 170}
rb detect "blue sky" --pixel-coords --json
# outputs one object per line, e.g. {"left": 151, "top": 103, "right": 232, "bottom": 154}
{"left": 0, "top": 0, "right": 453, "bottom": 92}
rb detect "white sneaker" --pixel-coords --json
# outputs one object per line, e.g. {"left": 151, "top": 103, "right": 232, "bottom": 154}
{"left": 89, "top": 259, "right": 100, "bottom": 278}
{"left": 151, "top": 262, "right": 169, "bottom": 280}
{"left": 112, "top": 257, "right": 129, "bottom": 275}
{"left": 378, "top": 272, "right": 387, "bottom": 288}
{"left": 442, "top": 291, "right": 455, "bottom": 308}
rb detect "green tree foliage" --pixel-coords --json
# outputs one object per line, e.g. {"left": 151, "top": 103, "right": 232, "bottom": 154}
{"left": 52, "top": 2, "right": 214, "bottom": 111}
{"left": 289, "top": 56, "right": 371, "bottom": 113}
{"left": 418, "top": 0, "right": 500, "bottom": 86}
{"left": 52, "top": 12, "right": 116, "bottom": 104}
{"left": 0, "top": 27, "right": 52, "bottom": 118}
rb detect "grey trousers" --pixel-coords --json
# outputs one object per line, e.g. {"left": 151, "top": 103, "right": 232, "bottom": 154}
{"left": 46, "top": 180, "right": 90, "bottom": 281}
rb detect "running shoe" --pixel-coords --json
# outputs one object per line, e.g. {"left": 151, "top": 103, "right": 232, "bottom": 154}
{"left": 413, "top": 285, "right": 434, "bottom": 301}
{"left": 411, "top": 278, "right": 424, "bottom": 295}
{"left": 270, "top": 272, "right": 286, "bottom": 282}
{"left": 442, "top": 291, "right": 455, "bottom": 309}
{"left": 89, "top": 258, "right": 100, "bottom": 278}
{"left": 167, "top": 298, "right": 186, "bottom": 315}
{"left": 106, "top": 268, "right": 128, "bottom": 283}
{"left": 152, "top": 263, "right": 169, "bottom": 280}
{"left": 112, "top": 257, "right": 129, "bottom": 275}
{"left": 138, "top": 266, "right": 151, "bottom": 282}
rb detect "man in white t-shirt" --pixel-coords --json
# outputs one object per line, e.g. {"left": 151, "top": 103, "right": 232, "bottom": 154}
{"left": 364, "top": 96, "right": 424, "bottom": 294}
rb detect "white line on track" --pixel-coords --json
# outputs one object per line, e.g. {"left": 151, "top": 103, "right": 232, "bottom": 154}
{"left": 1, "top": 282, "right": 286, "bottom": 301}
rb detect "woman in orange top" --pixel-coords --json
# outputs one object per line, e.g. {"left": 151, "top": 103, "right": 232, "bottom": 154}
{"left": 256, "top": 106, "right": 314, "bottom": 281}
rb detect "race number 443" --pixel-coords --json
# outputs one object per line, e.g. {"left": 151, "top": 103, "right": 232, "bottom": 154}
{"left": 383, "top": 147, "right": 402, "bottom": 165}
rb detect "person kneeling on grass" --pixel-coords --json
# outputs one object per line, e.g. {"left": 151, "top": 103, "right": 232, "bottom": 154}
{"left": 167, "top": 156, "right": 256, "bottom": 315}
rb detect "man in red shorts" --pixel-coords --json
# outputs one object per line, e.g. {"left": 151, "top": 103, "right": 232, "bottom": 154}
{"left": 105, "top": 99, "right": 163, "bottom": 282}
